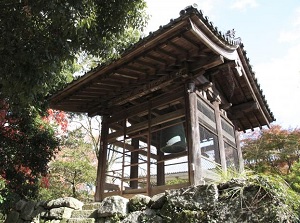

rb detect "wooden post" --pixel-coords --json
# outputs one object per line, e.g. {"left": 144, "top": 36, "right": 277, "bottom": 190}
{"left": 157, "top": 148, "right": 165, "bottom": 186}
{"left": 187, "top": 82, "right": 203, "bottom": 185}
{"left": 214, "top": 102, "right": 227, "bottom": 172}
{"left": 130, "top": 138, "right": 139, "bottom": 189}
{"left": 95, "top": 115, "right": 109, "bottom": 201}
{"left": 235, "top": 130, "right": 244, "bottom": 172}
{"left": 146, "top": 102, "right": 152, "bottom": 196}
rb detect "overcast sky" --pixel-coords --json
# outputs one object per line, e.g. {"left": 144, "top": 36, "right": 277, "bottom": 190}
{"left": 145, "top": 0, "right": 300, "bottom": 129}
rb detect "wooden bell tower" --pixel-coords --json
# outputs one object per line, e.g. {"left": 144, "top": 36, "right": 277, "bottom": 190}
{"left": 49, "top": 6, "right": 275, "bottom": 201}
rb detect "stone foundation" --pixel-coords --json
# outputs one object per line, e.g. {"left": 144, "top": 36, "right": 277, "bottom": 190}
{"left": 3, "top": 179, "right": 299, "bottom": 223}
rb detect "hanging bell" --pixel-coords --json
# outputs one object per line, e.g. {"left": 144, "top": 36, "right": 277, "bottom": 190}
{"left": 160, "top": 124, "right": 186, "bottom": 153}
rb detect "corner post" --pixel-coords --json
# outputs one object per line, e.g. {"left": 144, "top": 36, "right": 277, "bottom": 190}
{"left": 95, "top": 115, "right": 109, "bottom": 201}
{"left": 187, "top": 82, "right": 203, "bottom": 185}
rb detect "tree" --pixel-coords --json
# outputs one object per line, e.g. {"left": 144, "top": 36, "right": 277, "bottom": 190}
{"left": 0, "top": 1, "right": 148, "bottom": 205}
{"left": 242, "top": 125, "right": 300, "bottom": 175}
{"left": 0, "top": 0, "right": 148, "bottom": 108}
{"left": 0, "top": 102, "right": 60, "bottom": 212}
{"left": 39, "top": 128, "right": 97, "bottom": 201}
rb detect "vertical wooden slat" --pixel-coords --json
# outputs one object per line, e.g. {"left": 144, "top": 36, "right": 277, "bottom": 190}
{"left": 185, "top": 86, "right": 194, "bottom": 185}
{"left": 95, "top": 115, "right": 109, "bottom": 201}
{"left": 121, "top": 119, "right": 126, "bottom": 196}
{"left": 157, "top": 148, "right": 165, "bottom": 186}
{"left": 147, "top": 102, "right": 152, "bottom": 196}
{"left": 235, "top": 130, "right": 244, "bottom": 172}
{"left": 130, "top": 138, "right": 139, "bottom": 189}
{"left": 188, "top": 83, "right": 203, "bottom": 185}
{"left": 214, "top": 101, "right": 227, "bottom": 172}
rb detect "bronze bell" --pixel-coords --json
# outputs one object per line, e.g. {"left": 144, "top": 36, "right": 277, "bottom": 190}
{"left": 160, "top": 124, "right": 186, "bottom": 153}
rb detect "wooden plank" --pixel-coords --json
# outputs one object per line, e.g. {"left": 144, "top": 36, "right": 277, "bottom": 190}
{"left": 107, "top": 89, "right": 184, "bottom": 124}
{"left": 188, "top": 88, "right": 203, "bottom": 185}
{"left": 108, "top": 68, "right": 188, "bottom": 106}
{"left": 104, "top": 183, "right": 121, "bottom": 191}
{"left": 230, "top": 101, "right": 258, "bottom": 113}
{"left": 111, "top": 140, "right": 157, "bottom": 160}
{"left": 214, "top": 101, "right": 226, "bottom": 172}
{"left": 122, "top": 188, "right": 147, "bottom": 194}
{"left": 157, "top": 151, "right": 188, "bottom": 163}
{"left": 157, "top": 149, "right": 165, "bottom": 186}
{"left": 107, "top": 109, "right": 185, "bottom": 142}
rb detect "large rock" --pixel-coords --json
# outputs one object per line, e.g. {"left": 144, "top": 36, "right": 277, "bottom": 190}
{"left": 31, "top": 205, "right": 46, "bottom": 221}
{"left": 121, "top": 211, "right": 142, "bottom": 223}
{"left": 20, "top": 200, "right": 36, "bottom": 220}
{"left": 138, "top": 208, "right": 163, "bottom": 223}
{"left": 147, "top": 192, "right": 166, "bottom": 209}
{"left": 128, "top": 194, "right": 151, "bottom": 212}
{"left": 98, "top": 196, "right": 129, "bottom": 218}
{"left": 48, "top": 207, "right": 74, "bottom": 220}
{"left": 215, "top": 179, "right": 299, "bottom": 222}
{"left": 46, "top": 197, "right": 83, "bottom": 210}
{"left": 165, "top": 184, "right": 218, "bottom": 211}
{"left": 4, "top": 211, "right": 19, "bottom": 223}
{"left": 15, "top": 200, "right": 27, "bottom": 212}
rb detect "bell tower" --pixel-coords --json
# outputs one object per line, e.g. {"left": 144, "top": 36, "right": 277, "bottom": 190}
{"left": 49, "top": 6, "right": 274, "bottom": 201}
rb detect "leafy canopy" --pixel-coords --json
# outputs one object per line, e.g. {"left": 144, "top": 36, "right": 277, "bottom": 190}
{"left": 242, "top": 125, "right": 300, "bottom": 174}
{"left": 0, "top": 0, "right": 147, "bottom": 108}
{"left": 0, "top": 0, "right": 148, "bottom": 207}
{"left": 38, "top": 128, "right": 97, "bottom": 201}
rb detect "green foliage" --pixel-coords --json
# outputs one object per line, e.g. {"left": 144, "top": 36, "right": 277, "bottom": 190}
{"left": 38, "top": 128, "right": 96, "bottom": 201}
{"left": 0, "top": 0, "right": 147, "bottom": 210}
{"left": 242, "top": 125, "right": 300, "bottom": 175}
{"left": 248, "top": 174, "right": 300, "bottom": 215}
{"left": 166, "top": 177, "right": 188, "bottom": 185}
{"left": 286, "top": 160, "right": 300, "bottom": 193}
{"left": 0, "top": 177, "right": 6, "bottom": 204}
{"left": 217, "top": 175, "right": 300, "bottom": 222}
{"left": 0, "top": 0, "right": 148, "bottom": 109}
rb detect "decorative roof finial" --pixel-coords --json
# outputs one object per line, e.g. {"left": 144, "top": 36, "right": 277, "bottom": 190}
{"left": 225, "top": 29, "right": 241, "bottom": 44}
{"left": 226, "top": 29, "right": 236, "bottom": 38}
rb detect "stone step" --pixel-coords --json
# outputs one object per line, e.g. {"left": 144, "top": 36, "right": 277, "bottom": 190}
{"left": 82, "top": 202, "right": 101, "bottom": 210}
{"left": 71, "top": 209, "right": 98, "bottom": 219}
{"left": 67, "top": 218, "right": 95, "bottom": 223}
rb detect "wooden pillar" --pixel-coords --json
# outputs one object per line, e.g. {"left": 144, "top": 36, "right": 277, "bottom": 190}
{"left": 235, "top": 130, "right": 244, "bottom": 172}
{"left": 157, "top": 149, "right": 165, "bottom": 186}
{"left": 94, "top": 115, "right": 109, "bottom": 201}
{"left": 130, "top": 138, "right": 139, "bottom": 189}
{"left": 214, "top": 102, "right": 227, "bottom": 172}
{"left": 146, "top": 102, "right": 152, "bottom": 196}
{"left": 187, "top": 82, "right": 203, "bottom": 185}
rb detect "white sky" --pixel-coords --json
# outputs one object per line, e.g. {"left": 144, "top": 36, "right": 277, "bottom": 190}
{"left": 145, "top": 0, "right": 300, "bottom": 129}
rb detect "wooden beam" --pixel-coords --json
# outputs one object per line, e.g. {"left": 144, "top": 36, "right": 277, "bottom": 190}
{"left": 109, "top": 68, "right": 188, "bottom": 106}
{"left": 112, "top": 140, "right": 157, "bottom": 160}
{"left": 107, "top": 109, "right": 185, "bottom": 142}
{"left": 106, "top": 89, "right": 184, "bottom": 124}
{"left": 230, "top": 101, "right": 258, "bottom": 113}
{"left": 189, "top": 55, "right": 224, "bottom": 72}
